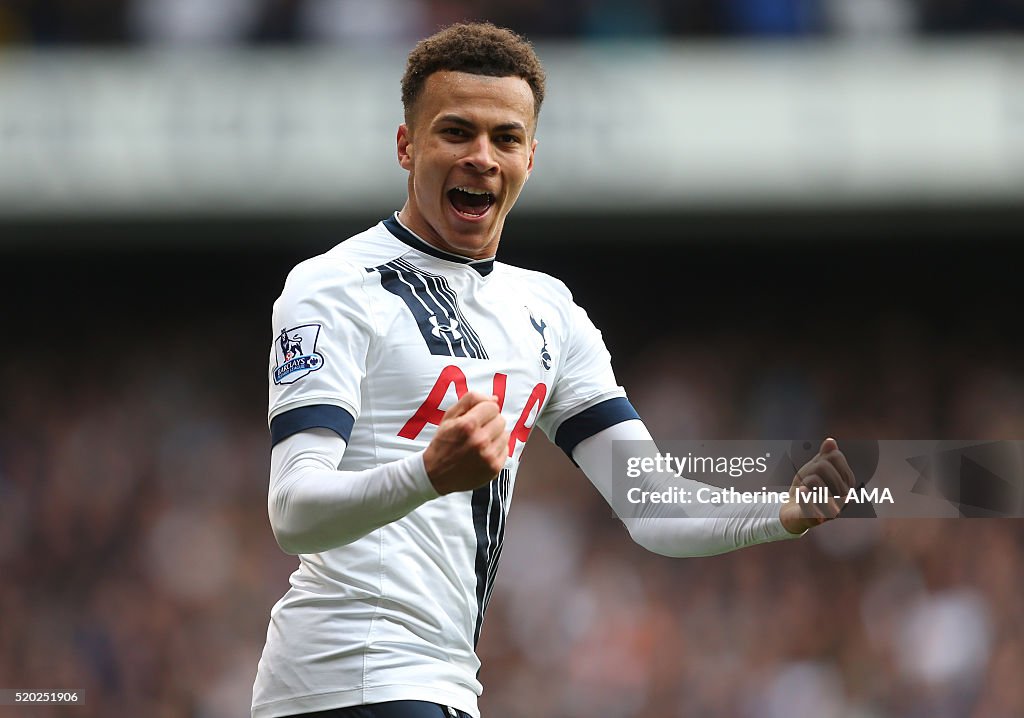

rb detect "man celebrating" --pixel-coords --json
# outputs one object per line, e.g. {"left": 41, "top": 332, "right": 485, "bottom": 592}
{"left": 253, "top": 23, "right": 854, "bottom": 718}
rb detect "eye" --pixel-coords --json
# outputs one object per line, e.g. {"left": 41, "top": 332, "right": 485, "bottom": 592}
{"left": 441, "top": 127, "right": 468, "bottom": 138}
{"left": 497, "top": 134, "right": 521, "bottom": 145}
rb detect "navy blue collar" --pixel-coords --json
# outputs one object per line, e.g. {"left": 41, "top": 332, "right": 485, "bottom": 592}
{"left": 383, "top": 214, "right": 495, "bottom": 277}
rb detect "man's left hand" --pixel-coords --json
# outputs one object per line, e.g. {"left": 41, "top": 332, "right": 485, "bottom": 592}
{"left": 780, "top": 438, "right": 856, "bottom": 534}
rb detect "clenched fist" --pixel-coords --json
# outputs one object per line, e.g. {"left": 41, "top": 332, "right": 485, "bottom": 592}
{"left": 780, "top": 438, "right": 857, "bottom": 534}
{"left": 423, "top": 391, "right": 510, "bottom": 495}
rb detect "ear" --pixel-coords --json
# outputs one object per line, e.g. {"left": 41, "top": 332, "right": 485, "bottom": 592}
{"left": 525, "top": 138, "right": 537, "bottom": 179}
{"left": 397, "top": 124, "right": 413, "bottom": 171}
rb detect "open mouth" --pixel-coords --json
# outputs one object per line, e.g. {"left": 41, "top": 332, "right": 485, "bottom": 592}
{"left": 447, "top": 186, "right": 495, "bottom": 219}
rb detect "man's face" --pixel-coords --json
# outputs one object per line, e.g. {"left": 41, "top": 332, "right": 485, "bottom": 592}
{"left": 397, "top": 71, "right": 537, "bottom": 260}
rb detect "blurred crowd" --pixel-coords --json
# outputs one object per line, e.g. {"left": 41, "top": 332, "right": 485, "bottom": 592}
{"left": 2, "top": 310, "right": 1022, "bottom": 717}
{"left": 0, "top": 0, "right": 1023, "bottom": 46}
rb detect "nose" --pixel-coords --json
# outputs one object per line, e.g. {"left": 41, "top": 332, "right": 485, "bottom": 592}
{"left": 460, "top": 135, "right": 499, "bottom": 175}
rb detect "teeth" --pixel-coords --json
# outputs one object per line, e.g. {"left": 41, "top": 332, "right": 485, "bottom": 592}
{"left": 454, "top": 186, "right": 491, "bottom": 196}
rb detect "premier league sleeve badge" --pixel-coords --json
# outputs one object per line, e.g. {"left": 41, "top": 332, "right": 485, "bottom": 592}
{"left": 272, "top": 324, "right": 325, "bottom": 384}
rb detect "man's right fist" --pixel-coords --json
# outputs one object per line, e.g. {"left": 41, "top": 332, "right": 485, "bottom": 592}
{"left": 423, "top": 392, "right": 509, "bottom": 495}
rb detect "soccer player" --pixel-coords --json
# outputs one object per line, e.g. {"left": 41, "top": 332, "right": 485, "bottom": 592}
{"left": 253, "top": 22, "right": 855, "bottom": 718}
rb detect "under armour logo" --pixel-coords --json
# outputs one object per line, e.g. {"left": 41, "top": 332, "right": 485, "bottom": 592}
{"left": 429, "top": 316, "right": 463, "bottom": 340}
{"left": 527, "top": 308, "right": 552, "bottom": 370}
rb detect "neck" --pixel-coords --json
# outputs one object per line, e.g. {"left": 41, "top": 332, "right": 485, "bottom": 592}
{"left": 397, "top": 203, "right": 499, "bottom": 261}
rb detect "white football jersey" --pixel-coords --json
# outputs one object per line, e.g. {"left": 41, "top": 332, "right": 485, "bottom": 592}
{"left": 253, "top": 215, "right": 638, "bottom": 718}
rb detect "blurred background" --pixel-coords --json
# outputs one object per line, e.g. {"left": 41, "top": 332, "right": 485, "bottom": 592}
{"left": 2, "top": 1, "right": 1023, "bottom": 716}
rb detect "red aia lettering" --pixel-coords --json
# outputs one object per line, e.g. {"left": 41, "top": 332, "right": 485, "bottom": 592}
{"left": 398, "top": 367, "right": 508, "bottom": 440}
{"left": 507, "top": 382, "right": 547, "bottom": 457}
{"left": 399, "top": 368, "right": 545, "bottom": 455}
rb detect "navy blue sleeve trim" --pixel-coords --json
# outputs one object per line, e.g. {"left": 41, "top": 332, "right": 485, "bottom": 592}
{"left": 554, "top": 397, "right": 640, "bottom": 459}
{"left": 270, "top": 405, "right": 356, "bottom": 446}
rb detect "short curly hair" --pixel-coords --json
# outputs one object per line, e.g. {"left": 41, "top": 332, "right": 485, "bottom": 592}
{"left": 401, "top": 23, "right": 546, "bottom": 125}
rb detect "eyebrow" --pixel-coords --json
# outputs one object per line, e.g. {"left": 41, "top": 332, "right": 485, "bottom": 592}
{"left": 437, "top": 114, "right": 527, "bottom": 134}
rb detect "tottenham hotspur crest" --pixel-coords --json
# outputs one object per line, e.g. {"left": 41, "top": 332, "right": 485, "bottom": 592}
{"left": 273, "top": 324, "right": 325, "bottom": 385}
{"left": 527, "top": 308, "right": 552, "bottom": 370}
